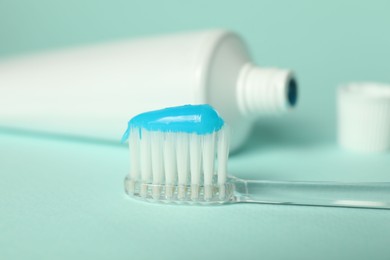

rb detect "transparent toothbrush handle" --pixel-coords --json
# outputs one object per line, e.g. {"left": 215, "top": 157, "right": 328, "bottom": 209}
{"left": 232, "top": 177, "right": 390, "bottom": 209}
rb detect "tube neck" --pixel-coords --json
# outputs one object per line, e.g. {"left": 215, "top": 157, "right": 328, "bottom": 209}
{"left": 236, "top": 63, "right": 298, "bottom": 117}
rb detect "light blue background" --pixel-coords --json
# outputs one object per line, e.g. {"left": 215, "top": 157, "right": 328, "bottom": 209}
{"left": 1, "top": 1, "right": 390, "bottom": 259}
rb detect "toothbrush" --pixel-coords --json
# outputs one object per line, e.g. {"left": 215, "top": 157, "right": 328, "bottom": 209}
{"left": 122, "top": 105, "right": 390, "bottom": 209}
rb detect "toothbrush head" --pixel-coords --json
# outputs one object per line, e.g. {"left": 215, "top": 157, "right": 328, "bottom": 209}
{"left": 122, "top": 104, "right": 233, "bottom": 205}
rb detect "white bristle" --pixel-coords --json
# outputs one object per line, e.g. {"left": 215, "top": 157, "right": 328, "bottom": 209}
{"left": 127, "top": 126, "right": 229, "bottom": 202}
{"left": 128, "top": 128, "right": 140, "bottom": 193}
{"left": 151, "top": 132, "right": 164, "bottom": 199}
{"left": 140, "top": 129, "right": 152, "bottom": 197}
{"left": 217, "top": 128, "right": 229, "bottom": 199}
{"left": 163, "top": 132, "right": 176, "bottom": 198}
{"left": 176, "top": 133, "right": 189, "bottom": 199}
{"left": 189, "top": 133, "right": 202, "bottom": 200}
{"left": 202, "top": 132, "right": 216, "bottom": 200}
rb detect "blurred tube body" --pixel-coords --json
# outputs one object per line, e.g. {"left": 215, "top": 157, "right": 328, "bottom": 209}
{"left": 0, "top": 29, "right": 297, "bottom": 151}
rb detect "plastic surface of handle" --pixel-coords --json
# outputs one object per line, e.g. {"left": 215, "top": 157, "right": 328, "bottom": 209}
{"left": 232, "top": 177, "right": 390, "bottom": 209}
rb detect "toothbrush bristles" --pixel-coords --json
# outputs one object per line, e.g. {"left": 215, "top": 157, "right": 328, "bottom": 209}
{"left": 125, "top": 126, "right": 231, "bottom": 203}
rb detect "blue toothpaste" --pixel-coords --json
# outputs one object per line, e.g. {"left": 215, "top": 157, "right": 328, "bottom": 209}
{"left": 122, "top": 104, "right": 224, "bottom": 142}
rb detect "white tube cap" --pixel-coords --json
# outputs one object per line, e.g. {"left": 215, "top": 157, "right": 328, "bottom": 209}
{"left": 338, "top": 82, "right": 390, "bottom": 152}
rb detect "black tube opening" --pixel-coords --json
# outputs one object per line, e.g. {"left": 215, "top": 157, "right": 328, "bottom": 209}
{"left": 287, "top": 78, "right": 298, "bottom": 107}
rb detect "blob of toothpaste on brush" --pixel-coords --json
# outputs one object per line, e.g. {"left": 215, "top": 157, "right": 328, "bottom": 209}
{"left": 122, "top": 104, "right": 390, "bottom": 208}
{"left": 122, "top": 104, "right": 228, "bottom": 202}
